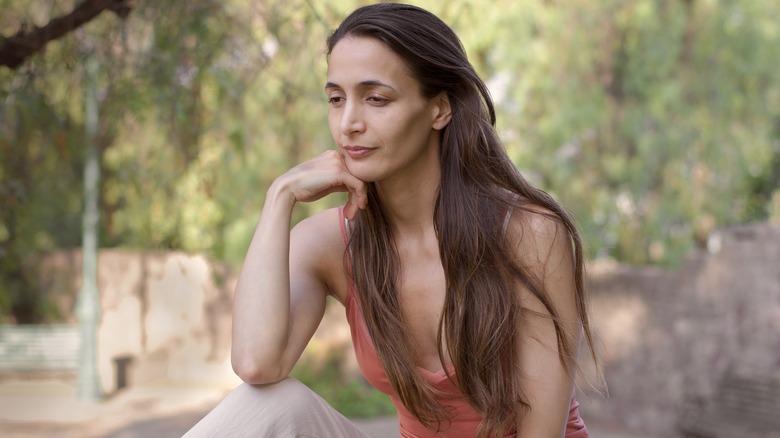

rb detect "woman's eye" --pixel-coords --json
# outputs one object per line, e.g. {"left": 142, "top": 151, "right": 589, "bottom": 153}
{"left": 328, "top": 96, "right": 345, "bottom": 105}
{"left": 367, "top": 96, "right": 388, "bottom": 104}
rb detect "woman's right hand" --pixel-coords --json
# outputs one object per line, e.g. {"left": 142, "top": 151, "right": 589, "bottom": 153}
{"left": 271, "top": 150, "right": 368, "bottom": 220}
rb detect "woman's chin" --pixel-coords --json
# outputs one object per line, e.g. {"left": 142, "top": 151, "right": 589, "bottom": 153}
{"left": 344, "top": 164, "right": 380, "bottom": 184}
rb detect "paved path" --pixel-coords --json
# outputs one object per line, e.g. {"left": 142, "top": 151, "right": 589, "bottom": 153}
{"left": 0, "top": 378, "right": 656, "bottom": 437}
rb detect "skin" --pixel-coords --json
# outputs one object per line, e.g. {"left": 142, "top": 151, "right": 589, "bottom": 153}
{"left": 230, "top": 36, "right": 579, "bottom": 437}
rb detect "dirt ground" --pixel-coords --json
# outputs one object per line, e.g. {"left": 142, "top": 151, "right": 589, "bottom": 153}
{"left": 0, "top": 378, "right": 656, "bottom": 437}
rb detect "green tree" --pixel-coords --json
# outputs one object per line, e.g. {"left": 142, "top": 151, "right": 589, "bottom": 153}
{"left": 2, "top": 0, "right": 779, "bottom": 323}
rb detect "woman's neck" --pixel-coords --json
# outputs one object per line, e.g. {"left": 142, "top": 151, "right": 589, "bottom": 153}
{"left": 374, "top": 159, "right": 440, "bottom": 237}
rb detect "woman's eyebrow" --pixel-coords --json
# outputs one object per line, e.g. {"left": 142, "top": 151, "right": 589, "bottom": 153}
{"left": 325, "top": 80, "right": 396, "bottom": 90}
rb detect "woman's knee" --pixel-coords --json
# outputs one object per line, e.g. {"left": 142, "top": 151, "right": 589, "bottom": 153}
{"left": 233, "top": 377, "right": 316, "bottom": 410}
{"left": 238, "top": 377, "right": 312, "bottom": 401}
{"left": 184, "top": 378, "right": 321, "bottom": 437}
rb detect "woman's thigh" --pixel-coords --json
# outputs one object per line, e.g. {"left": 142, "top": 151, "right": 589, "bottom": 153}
{"left": 183, "top": 378, "right": 369, "bottom": 438}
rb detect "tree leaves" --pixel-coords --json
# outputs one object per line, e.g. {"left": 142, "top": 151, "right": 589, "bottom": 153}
{"left": 1, "top": 0, "right": 779, "bottom": 321}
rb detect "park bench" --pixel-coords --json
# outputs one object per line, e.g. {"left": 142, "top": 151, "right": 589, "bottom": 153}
{"left": 678, "top": 371, "right": 780, "bottom": 438}
{"left": 0, "top": 324, "right": 80, "bottom": 373}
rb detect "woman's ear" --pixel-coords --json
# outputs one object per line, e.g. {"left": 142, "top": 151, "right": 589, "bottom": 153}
{"left": 432, "top": 92, "right": 452, "bottom": 131}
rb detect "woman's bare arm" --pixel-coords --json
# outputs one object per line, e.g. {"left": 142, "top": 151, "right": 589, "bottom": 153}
{"left": 230, "top": 150, "right": 366, "bottom": 384}
{"left": 510, "top": 212, "right": 582, "bottom": 437}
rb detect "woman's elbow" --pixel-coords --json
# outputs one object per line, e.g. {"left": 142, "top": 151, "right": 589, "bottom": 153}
{"left": 231, "top": 354, "right": 288, "bottom": 385}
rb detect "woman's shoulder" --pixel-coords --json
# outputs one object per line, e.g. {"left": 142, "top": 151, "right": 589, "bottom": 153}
{"left": 290, "top": 207, "right": 353, "bottom": 301}
{"left": 291, "top": 206, "right": 345, "bottom": 250}
{"left": 502, "top": 196, "right": 572, "bottom": 272}
{"left": 293, "top": 206, "right": 340, "bottom": 230}
{"left": 290, "top": 207, "right": 347, "bottom": 276}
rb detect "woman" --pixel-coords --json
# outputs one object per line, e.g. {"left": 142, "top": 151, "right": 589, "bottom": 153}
{"left": 186, "top": 3, "right": 597, "bottom": 437}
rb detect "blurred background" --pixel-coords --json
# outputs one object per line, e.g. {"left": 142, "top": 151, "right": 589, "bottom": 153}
{"left": 1, "top": 0, "right": 779, "bottom": 437}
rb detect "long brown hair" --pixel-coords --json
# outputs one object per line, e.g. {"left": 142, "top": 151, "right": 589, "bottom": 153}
{"left": 328, "top": 4, "right": 597, "bottom": 437}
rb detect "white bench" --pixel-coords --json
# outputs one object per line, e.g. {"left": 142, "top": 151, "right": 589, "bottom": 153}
{"left": 0, "top": 325, "right": 80, "bottom": 372}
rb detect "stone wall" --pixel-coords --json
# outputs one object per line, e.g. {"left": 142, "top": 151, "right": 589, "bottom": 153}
{"left": 34, "top": 222, "right": 780, "bottom": 434}
{"left": 38, "top": 250, "right": 240, "bottom": 394}
{"left": 580, "top": 222, "right": 780, "bottom": 435}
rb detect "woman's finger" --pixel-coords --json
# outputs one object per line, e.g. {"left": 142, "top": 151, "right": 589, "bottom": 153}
{"left": 281, "top": 150, "right": 367, "bottom": 209}
{"left": 337, "top": 173, "right": 367, "bottom": 215}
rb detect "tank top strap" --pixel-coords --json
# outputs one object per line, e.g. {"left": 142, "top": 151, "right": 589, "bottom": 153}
{"left": 339, "top": 207, "right": 354, "bottom": 256}
{"left": 338, "top": 206, "right": 355, "bottom": 296}
{"left": 501, "top": 193, "right": 521, "bottom": 239}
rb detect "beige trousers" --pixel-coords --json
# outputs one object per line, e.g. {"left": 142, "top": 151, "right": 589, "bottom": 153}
{"left": 183, "top": 378, "right": 370, "bottom": 437}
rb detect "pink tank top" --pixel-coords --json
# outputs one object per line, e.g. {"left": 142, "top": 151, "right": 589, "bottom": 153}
{"left": 338, "top": 208, "right": 589, "bottom": 437}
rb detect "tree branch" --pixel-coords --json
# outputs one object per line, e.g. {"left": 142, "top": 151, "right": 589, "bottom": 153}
{"left": 0, "top": 0, "right": 134, "bottom": 69}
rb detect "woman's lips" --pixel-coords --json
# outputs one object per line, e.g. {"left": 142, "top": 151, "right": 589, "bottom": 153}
{"left": 343, "top": 146, "right": 376, "bottom": 159}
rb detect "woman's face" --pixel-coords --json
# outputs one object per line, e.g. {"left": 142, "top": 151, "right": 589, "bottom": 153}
{"left": 326, "top": 36, "right": 446, "bottom": 184}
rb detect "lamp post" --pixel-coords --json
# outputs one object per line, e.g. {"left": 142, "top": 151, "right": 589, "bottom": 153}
{"left": 76, "top": 47, "right": 102, "bottom": 402}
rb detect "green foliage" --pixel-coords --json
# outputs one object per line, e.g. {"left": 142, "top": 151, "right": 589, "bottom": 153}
{"left": 290, "top": 351, "right": 396, "bottom": 418}
{"left": 455, "top": 0, "right": 780, "bottom": 265}
{"left": 1, "top": 0, "right": 779, "bottom": 322}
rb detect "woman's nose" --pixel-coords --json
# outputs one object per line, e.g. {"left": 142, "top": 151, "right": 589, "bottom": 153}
{"left": 340, "top": 101, "right": 365, "bottom": 135}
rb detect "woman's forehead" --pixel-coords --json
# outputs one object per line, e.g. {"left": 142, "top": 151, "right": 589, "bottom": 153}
{"left": 326, "top": 37, "right": 416, "bottom": 90}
